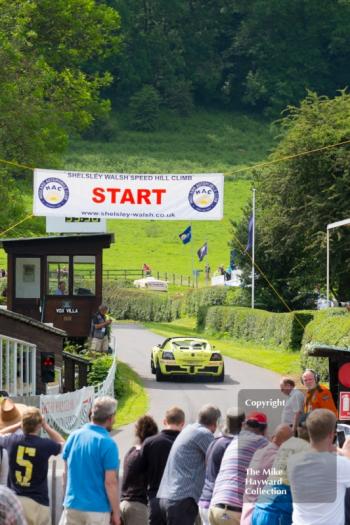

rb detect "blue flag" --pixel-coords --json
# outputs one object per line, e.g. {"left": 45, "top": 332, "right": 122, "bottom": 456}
{"left": 197, "top": 242, "right": 208, "bottom": 262}
{"left": 245, "top": 215, "right": 254, "bottom": 252}
{"left": 179, "top": 226, "right": 192, "bottom": 244}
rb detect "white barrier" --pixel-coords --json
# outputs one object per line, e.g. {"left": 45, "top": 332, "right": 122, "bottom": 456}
{"left": 40, "top": 335, "right": 117, "bottom": 435}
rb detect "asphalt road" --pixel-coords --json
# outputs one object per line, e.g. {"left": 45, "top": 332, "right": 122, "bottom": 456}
{"left": 112, "top": 323, "right": 281, "bottom": 460}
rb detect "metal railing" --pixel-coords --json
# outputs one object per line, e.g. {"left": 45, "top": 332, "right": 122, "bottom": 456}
{"left": 0, "top": 335, "right": 36, "bottom": 396}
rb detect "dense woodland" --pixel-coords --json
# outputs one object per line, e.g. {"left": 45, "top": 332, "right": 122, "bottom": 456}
{"left": 1, "top": 0, "right": 350, "bottom": 307}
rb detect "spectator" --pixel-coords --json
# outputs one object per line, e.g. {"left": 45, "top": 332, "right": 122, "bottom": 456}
{"left": 209, "top": 411, "right": 269, "bottom": 525}
{"left": 143, "top": 264, "right": 151, "bottom": 276}
{"left": 55, "top": 281, "right": 66, "bottom": 295}
{"left": 199, "top": 408, "right": 245, "bottom": 525}
{"left": 205, "top": 264, "right": 211, "bottom": 283}
{"left": 288, "top": 409, "right": 350, "bottom": 525}
{"left": 218, "top": 265, "right": 225, "bottom": 276}
{"left": 241, "top": 424, "right": 292, "bottom": 525}
{"left": 0, "top": 402, "right": 64, "bottom": 525}
{"left": 251, "top": 415, "right": 310, "bottom": 525}
{"left": 301, "top": 369, "right": 337, "bottom": 416}
{"left": 279, "top": 377, "right": 304, "bottom": 432}
{"left": 158, "top": 404, "right": 221, "bottom": 525}
{"left": 0, "top": 395, "right": 23, "bottom": 485}
{"left": 0, "top": 485, "right": 27, "bottom": 525}
{"left": 139, "top": 407, "right": 185, "bottom": 525}
{"left": 225, "top": 266, "right": 232, "bottom": 281}
{"left": 61, "top": 396, "right": 120, "bottom": 525}
{"left": 90, "top": 305, "right": 112, "bottom": 353}
{"left": 120, "top": 415, "right": 158, "bottom": 525}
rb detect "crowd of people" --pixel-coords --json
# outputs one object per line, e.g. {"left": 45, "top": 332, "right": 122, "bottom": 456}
{"left": 0, "top": 369, "right": 348, "bottom": 525}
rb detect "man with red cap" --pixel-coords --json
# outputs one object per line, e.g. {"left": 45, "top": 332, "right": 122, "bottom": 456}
{"left": 209, "top": 412, "right": 269, "bottom": 525}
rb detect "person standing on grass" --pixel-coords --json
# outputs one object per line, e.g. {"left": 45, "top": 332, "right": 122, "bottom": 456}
{"left": 280, "top": 377, "right": 305, "bottom": 432}
{"left": 120, "top": 415, "right": 158, "bottom": 525}
{"left": 301, "top": 369, "right": 337, "bottom": 416}
{"left": 209, "top": 412, "right": 269, "bottom": 525}
{"left": 157, "top": 404, "right": 221, "bottom": 525}
{"left": 139, "top": 406, "right": 185, "bottom": 525}
{"left": 0, "top": 403, "right": 64, "bottom": 525}
{"left": 198, "top": 408, "right": 245, "bottom": 525}
{"left": 60, "top": 396, "right": 120, "bottom": 525}
{"left": 288, "top": 409, "right": 350, "bottom": 525}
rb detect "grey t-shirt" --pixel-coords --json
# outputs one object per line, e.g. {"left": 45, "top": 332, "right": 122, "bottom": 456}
{"left": 282, "top": 389, "right": 305, "bottom": 425}
{"left": 288, "top": 451, "right": 350, "bottom": 525}
{"left": 157, "top": 423, "right": 214, "bottom": 502}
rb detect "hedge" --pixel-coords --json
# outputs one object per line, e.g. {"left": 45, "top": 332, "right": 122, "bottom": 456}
{"left": 184, "top": 287, "right": 230, "bottom": 316}
{"left": 201, "top": 306, "right": 313, "bottom": 350}
{"left": 103, "top": 283, "right": 181, "bottom": 322}
{"left": 300, "top": 308, "right": 350, "bottom": 381}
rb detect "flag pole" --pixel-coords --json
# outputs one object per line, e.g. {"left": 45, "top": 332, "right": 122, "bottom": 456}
{"left": 191, "top": 222, "right": 194, "bottom": 287}
{"left": 252, "top": 188, "right": 256, "bottom": 309}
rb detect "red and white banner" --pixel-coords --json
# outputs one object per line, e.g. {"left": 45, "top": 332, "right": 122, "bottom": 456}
{"left": 33, "top": 169, "right": 224, "bottom": 220}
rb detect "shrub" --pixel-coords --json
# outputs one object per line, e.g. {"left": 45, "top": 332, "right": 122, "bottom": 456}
{"left": 300, "top": 308, "right": 350, "bottom": 381}
{"left": 129, "top": 86, "right": 161, "bottom": 131}
{"left": 87, "top": 356, "right": 128, "bottom": 399}
{"left": 87, "top": 356, "right": 113, "bottom": 385}
{"left": 184, "top": 287, "right": 228, "bottom": 317}
{"left": 103, "top": 284, "right": 181, "bottom": 322}
{"left": 202, "top": 306, "right": 312, "bottom": 350}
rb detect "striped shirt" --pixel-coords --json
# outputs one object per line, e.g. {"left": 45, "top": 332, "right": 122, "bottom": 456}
{"left": 210, "top": 430, "right": 268, "bottom": 509}
{"left": 157, "top": 423, "right": 214, "bottom": 502}
{"left": 0, "top": 486, "right": 27, "bottom": 525}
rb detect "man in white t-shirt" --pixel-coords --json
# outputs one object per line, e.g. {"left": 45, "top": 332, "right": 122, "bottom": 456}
{"left": 287, "top": 409, "right": 350, "bottom": 525}
{"left": 280, "top": 377, "right": 305, "bottom": 432}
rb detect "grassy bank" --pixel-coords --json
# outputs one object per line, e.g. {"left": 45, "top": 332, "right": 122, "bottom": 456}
{"left": 114, "top": 360, "right": 149, "bottom": 428}
{"left": 0, "top": 109, "right": 275, "bottom": 273}
{"left": 64, "top": 110, "right": 274, "bottom": 276}
{"left": 144, "top": 317, "right": 301, "bottom": 377}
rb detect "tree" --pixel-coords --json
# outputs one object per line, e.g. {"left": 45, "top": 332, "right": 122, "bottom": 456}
{"left": 0, "top": 0, "right": 121, "bottom": 232}
{"left": 230, "top": 91, "right": 350, "bottom": 308}
{"left": 221, "top": 0, "right": 350, "bottom": 113}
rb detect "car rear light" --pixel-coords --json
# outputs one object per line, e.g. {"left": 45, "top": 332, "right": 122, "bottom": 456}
{"left": 210, "top": 352, "right": 222, "bottom": 361}
{"left": 162, "top": 351, "right": 175, "bottom": 360}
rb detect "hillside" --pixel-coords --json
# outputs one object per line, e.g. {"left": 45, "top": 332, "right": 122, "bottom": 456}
{"left": 0, "top": 110, "right": 275, "bottom": 277}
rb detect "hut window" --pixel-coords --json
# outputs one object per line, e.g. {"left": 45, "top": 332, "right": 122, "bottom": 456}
{"left": 73, "top": 256, "right": 96, "bottom": 296}
{"left": 47, "top": 256, "right": 69, "bottom": 295}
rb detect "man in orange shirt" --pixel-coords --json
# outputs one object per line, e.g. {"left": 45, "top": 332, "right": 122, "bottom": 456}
{"left": 302, "top": 369, "right": 338, "bottom": 416}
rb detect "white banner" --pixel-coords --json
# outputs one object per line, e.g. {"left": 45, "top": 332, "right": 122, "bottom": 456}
{"left": 40, "top": 386, "right": 95, "bottom": 435}
{"left": 33, "top": 169, "right": 224, "bottom": 220}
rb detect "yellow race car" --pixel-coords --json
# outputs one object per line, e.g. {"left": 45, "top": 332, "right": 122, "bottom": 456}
{"left": 151, "top": 337, "right": 224, "bottom": 382}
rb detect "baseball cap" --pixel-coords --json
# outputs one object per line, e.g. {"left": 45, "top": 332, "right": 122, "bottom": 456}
{"left": 246, "top": 411, "right": 267, "bottom": 424}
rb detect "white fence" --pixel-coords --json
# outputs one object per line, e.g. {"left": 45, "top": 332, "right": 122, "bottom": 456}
{"left": 41, "top": 336, "right": 117, "bottom": 435}
{"left": 12, "top": 336, "right": 117, "bottom": 436}
{"left": 0, "top": 335, "right": 36, "bottom": 396}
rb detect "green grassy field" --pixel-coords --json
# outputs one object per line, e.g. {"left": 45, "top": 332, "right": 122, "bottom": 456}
{"left": 0, "top": 109, "right": 275, "bottom": 274}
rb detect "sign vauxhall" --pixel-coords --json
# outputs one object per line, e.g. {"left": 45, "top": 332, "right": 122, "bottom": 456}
{"left": 33, "top": 169, "right": 224, "bottom": 220}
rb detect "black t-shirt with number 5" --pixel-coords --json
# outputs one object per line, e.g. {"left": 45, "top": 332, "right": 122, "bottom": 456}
{"left": 0, "top": 430, "right": 61, "bottom": 506}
